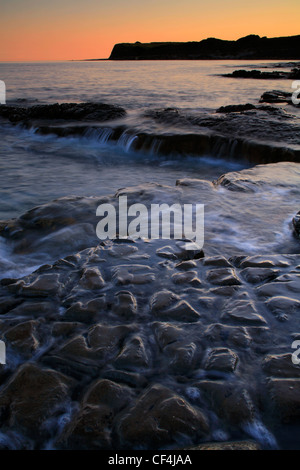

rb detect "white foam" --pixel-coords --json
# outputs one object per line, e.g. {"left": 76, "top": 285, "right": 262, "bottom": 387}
{"left": 0, "top": 238, "right": 40, "bottom": 279}
{"left": 242, "top": 420, "right": 278, "bottom": 449}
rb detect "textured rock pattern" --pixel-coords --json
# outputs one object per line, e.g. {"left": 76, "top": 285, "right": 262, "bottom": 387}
{"left": 0, "top": 236, "right": 299, "bottom": 449}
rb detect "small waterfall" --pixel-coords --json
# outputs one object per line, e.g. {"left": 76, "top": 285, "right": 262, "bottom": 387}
{"left": 84, "top": 127, "right": 113, "bottom": 144}
{"left": 117, "top": 131, "right": 138, "bottom": 152}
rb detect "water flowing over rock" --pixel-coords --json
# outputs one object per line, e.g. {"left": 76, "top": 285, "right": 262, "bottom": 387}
{"left": 0, "top": 162, "right": 300, "bottom": 449}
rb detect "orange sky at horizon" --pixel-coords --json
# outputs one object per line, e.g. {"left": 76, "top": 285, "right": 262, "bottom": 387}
{"left": 1, "top": 0, "right": 299, "bottom": 61}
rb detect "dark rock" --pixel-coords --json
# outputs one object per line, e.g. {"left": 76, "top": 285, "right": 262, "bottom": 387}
{"left": 240, "top": 267, "right": 279, "bottom": 284}
{"left": 152, "top": 299, "right": 201, "bottom": 322}
{"left": 266, "top": 296, "right": 300, "bottom": 321}
{"left": 82, "top": 379, "right": 133, "bottom": 411}
{"left": 210, "top": 286, "right": 240, "bottom": 296}
{"left": 6, "top": 300, "right": 58, "bottom": 319}
{"left": 87, "top": 324, "right": 134, "bottom": 349}
{"left": 109, "top": 35, "right": 300, "bottom": 61}
{"left": 216, "top": 104, "right": 256, "bottom": 113}
{"left": 166, "top": 341, "right": 199, "bottom": 374}
{"left": 171, "top": 270, "right": 202, "bottom": 286}
{"left": 7, "top": 273, "right": 62, "bottom": 298}
{"left": 260, "top": 90, "right": 292, "bottom": 104}
{"left": 64, "top": 297, "right": 106, "bottom": 323}
{"left": 222, "top": 299, "right": 267, "bottom": 325}
{"left": 57, "top": 404, "right": 113, "bottom": 449}
{"left": 262, "top": 353, "right": 300, "bottom": 378}
{"left": 150, "top": 290, "right": 180, "bottom": 311}
{"left": 78, "top": 267, "right": 105, "bottom": 290}
{"left": 0, "top": 102, "right": 126, "bottom": 123}
{"left": 203, "top": 256, "right": 232, "bottom": 267}
{"left": 268, "top": 378, "right": 300, "bottom": 423}
{"left": 195, "top": 380, "right": 255, "bottom": 426}
{"left": 204, "top": 323, "right": 251, "bottom": 348}
{"left": 113, "top": 291, "right": 138, "bottom": 319}
{"left": 57, "top": 379, "right": 134, "bottom": 449}
{"left": 153, "top": 322, "right": 185, "bottom": 349}
{"left": 0, "top": 298, "right": 23, "bottom": 315}
{"left": 175, "top": 260, "right": 198, "bottom": 270}
{"left": 102, "top": 370, "right": 148, "bottom": 388}
{"left": 52, "top": 321, "right": 82, "bottom": 337}
{"left": 206, "top": 268, "right": 241, "bottom": 286}
{"left": 4, "top": 320, "right": 39, "bottom": 357}
{"left": 224, "top": 69, "right": 289, "bottom": 79}
{"left": 116, "top": 384, "right": 209, "bottom": 448}
{"left": 112, "top": 265, "right": 155, "bottom": 285}
{"left": 203, "top": 347, "right": 238, "bottom": 373}
{"left": 114, "top": 335, "right": 149, "bottom": 371}
{"left": 0, "top": 363, "right": 73, "bottom": 437}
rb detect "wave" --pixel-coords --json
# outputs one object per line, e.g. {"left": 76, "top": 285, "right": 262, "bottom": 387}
{"left": 28, "top": 122, "right": 300, "bottom": 165}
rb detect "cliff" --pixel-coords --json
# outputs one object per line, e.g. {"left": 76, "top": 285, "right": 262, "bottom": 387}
{"left": 109, "top": 34, "right": 300, "bottom": 60}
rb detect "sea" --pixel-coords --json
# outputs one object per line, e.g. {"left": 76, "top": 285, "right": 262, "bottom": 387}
{"left": 0, "top": 59, "right": 299, "bottom": 274}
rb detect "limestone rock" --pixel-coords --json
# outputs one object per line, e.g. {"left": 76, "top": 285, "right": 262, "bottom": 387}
{"left": 116, "top": 384, "right": 209, "bottom": 448}
{"left": 4, "top": 320, "right": 39, "bottom": 356}
{"left": 206, "top": 268, "right": 241, "bottom": 286}
{"left": 0, "top": 363, "right": 73, "bottom": 437}
{"left": 114, "top": 336, "right": 149, "bottom": 370}
{"left": 113, "top": 291, "right": 138, "bottom": 319}
{"left": 204, "top": 348, "right": 238, "bottom": 373}
{"left": 262, "top": 353, "right": 300, "bottom": 378}
{"left": 78, "top": 267, "right": 105, "bottom": 290}
{"left": 268, "top": 378, "right": 300, "bottom": 423}
{"left": 196, "top": 381, "right": 255, "bottom": 426}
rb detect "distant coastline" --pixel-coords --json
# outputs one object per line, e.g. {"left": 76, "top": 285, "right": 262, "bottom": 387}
{"left": 84, "top": 34, "right": 300, "bottom": 61}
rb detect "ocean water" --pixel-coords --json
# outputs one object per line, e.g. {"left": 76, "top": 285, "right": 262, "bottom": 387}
{"left": 0, "top": 60, "right": 300, "bottom": 451}
{"left": 0, "top": 60, "right": 299, "bottom": 265}
{"left": 0, "top": 60, "right": 295, "bottom": 110}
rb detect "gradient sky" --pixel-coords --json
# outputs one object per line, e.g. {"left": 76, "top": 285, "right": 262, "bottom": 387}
{"left": 1, "top": 0, "right": 299, "bottom": 61}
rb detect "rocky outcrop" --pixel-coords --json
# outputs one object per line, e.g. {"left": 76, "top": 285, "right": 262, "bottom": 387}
{"left": 216, "top": 103, "right": 256, "bottom": 113}
{"left": 0, "top": 100, "right": 299, "bottom": 165}
{"left": 0, "top": 102, "right": 126, "bottom": 123}
{"left": 0, "top": 164, "right": 300, "bottom": 449}
{"left": 215, "top": 162, "right": 300, "bottom": 192}
{"left": 223, "top": 68, "right": 300, "bottom": 79}
{"left": 109, "top": 35, "right": 300, "bottom": 60}
{"left": 260, "top": 90, "right": 294, "bottom": 105}
{"left": 116, "top": 384, "right": 209, "bottom": 448}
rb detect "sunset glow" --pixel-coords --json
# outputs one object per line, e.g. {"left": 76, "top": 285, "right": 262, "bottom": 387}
{"left": 1, "top": 0, "right": 300, "bottom": 61}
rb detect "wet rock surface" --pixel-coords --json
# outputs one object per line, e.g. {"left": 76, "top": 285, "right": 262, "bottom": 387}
{"left": 0, "top": 233, "right": 299, "bottom": 449}
{"left": 215, "top": 162, "right": 300, "bottom": 192}
{"left": 0, "top": 98, "right": 299, "bottom": 166}
{"left": 222, "top": 68, "right": 300, "bottom": 80}
{"left": 260, "top": 90, "right": 296, "bottom": 106}
{"left": 0, "top": 164, "right": 299, "bottom": 449}
{"left": 0, "top": 103, "right": 126, "bottom": 123}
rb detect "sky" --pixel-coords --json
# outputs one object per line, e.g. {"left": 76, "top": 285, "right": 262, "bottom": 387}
{"left": 0, "top": 0, "right": 299, "bottom": 61}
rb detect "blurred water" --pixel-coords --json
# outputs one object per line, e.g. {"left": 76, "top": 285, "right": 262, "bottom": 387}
{"left": 0, "top": 59, "right": 295, "bottom": 111}
{"left": 0, "top": 60, "right": 299, "bottom": 258}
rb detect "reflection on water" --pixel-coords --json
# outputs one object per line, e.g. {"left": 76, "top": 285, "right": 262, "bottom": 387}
{"left": 0, "top": 59, "right": 296, "bottom": 111}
